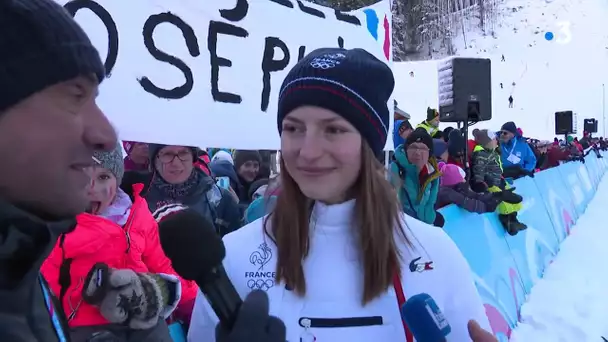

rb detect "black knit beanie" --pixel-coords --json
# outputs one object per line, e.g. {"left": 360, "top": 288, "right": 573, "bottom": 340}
{"left": 501, "top": 121, "right": 518, "bottom": 135}
{"left": 148, "top": 144, "right": 197, "bottom": 164}
{"left": 234, "top": 150, "right": 262, "bottom": 170}
{"left": 442, "top": 127, "right": 454, "bottom": 142}
{"left": 426, "top": 107, "right": 439, "bottom": 121}
{"left": 277, "top": 48, "right": 394, "bottom": 156}
{"left": 447, "top": 129, "right": 466, "bottom": 156}
{"left": 405, "top": 127, "right": 434, "bottom": 153}
{"left": 0, "top": 0, "right": 105, "bottom": 113}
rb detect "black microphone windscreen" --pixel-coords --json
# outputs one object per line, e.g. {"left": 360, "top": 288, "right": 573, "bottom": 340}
{"left": 158, "top": 208, "right": 225, "bottom": 281}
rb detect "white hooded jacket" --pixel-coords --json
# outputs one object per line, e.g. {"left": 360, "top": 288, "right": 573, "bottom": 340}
{"left": 188, "top": 199, "right": 491, "bottom": 342}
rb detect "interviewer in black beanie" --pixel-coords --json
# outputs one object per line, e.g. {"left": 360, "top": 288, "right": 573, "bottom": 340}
{"left": 0, "top": 2, "right": 286, "bottom": 342}
{"left": 0, "top": 0, "right": 117, "bottom": 340}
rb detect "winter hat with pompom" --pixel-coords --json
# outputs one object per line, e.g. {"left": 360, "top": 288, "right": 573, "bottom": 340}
{"left": 439, "top": 162, "right": 466, "bottom": 186}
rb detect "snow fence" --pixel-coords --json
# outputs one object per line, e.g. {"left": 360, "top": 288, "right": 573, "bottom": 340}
{"left": 440, "top": 151, "right": 608, "bottom": 341}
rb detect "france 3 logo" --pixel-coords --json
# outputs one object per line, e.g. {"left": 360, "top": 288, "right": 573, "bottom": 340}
{"left": 544, "top": 21, "right": 572, "bottom": 45}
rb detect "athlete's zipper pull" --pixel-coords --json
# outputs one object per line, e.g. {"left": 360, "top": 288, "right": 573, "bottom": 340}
{"left": 299, "top": 318, "right": 316, "bottom": 342}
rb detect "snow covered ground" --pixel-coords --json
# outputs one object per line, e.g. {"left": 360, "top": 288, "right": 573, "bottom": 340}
{"left": 393, "top": 0, "right": 608, "bottom": 139}
{"left": 509, "top": 174, "right": 608, "bottom": 341}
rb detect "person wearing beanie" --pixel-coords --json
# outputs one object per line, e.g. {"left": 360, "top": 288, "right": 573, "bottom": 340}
{"left": 248, "top": 178, "right": 269, "bottom": 202}
{"left": 123, "top": 141, "right": 150, "bottom": 172}
{"left": 230, "top": 150, "right": 262, "bottom": 206}
{"left": 41, "top": 143, "right": 200, "bottom": 340}
{"left": 471, "top": 129, "right": 527, "bottom": 235}
{"left": 435, "top": 162, "right": 501, "bottom": 214}
{"left": 243, "top": 178, "right": 277, "bottom": 224}
{"left": 416, "top": 107, "right": 442, "bottom": 138}
{"left": 446, "top": 128, "right": 467, "bottom": 168}
{"left": 120, "top": 144, "right": 242, "bottom": 237}
{"left": 189, "top": 48, "right": 492, "bottom": 342}
{"left": 442, "top": 126, "right": 454, "bottom": 142}
{"left": 209, "top": 159, "right": 241, "bottom": 197}
{"left": 498, "top": 121, "right": 536, "bottom": 179}
{"left": 433, "top": 139, "right": 449, "bottom": 162}
{"left": 0, "top": 0, "right": 120, "bottom": 339}
{"left": 193, "top": 147, "right": 213, "bottom": 176}
{"left": 389, "top": 127, "right": 443, "bottom": 227}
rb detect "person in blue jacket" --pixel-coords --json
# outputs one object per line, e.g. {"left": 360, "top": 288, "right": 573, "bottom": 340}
{"left": 392, "top": 119, "right": 413, "bottom": 149}
{"left": 498, "top": 121, "right": 536, "bottom": 179}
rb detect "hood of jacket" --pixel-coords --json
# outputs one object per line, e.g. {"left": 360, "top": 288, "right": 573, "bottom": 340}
{"left": 0, "top": 198, "right": 75, "bottom": 288}
{"left": 393, "top": 120, "right": 406, "bottom": 149}
{"left": 210, "top": 160, "right": 239, "bottom": 185}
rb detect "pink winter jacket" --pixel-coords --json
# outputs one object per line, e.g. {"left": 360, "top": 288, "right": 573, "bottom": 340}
{"left": 40, "top": 184, "right": 198, "bottom": 327}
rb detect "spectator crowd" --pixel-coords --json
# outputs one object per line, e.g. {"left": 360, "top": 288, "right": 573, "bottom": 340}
{"left": 41, "top": 106, "right": 605, "bottom": 340}
{"left": 391, "top": 109, "right": 606, "bottom": 235}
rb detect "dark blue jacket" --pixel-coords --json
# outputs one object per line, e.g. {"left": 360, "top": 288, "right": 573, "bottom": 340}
{"left": 121, "top": 170, "right": 242, "bottom": 236}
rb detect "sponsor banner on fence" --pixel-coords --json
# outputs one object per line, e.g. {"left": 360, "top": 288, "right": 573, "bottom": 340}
{"left": 56, "top": 0, "right": 393, "bottom": 150}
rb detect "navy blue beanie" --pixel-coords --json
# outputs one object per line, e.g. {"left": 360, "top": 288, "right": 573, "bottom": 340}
{"left": 501, "top": 121, "right": 518, "bottom": 135}
{"left": 433, "top": 139, "right": 448, "bottom": 158}
{"left": 277, "top": 48, "right": 394, "bottom": 156}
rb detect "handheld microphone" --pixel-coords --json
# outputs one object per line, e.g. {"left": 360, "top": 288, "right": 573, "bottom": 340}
{"left": 158, "top": 209, "right": 242, "bottom": 330}
{"left": 401, "top": 293, "right": 451, "bottom": 342}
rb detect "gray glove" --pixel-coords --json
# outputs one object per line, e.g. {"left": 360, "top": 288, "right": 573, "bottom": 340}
{"left": 82, "top": 263, "right": 177, "bottom": 330}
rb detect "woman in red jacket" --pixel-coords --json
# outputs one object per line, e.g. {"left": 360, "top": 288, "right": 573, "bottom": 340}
{"left": 41, "top": 144, "right": 198, "bottom": 341}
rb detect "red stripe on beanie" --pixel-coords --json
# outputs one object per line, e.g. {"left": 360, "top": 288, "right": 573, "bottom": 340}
{"left": 281, "top": 84, "right": 386, "bottom": 141}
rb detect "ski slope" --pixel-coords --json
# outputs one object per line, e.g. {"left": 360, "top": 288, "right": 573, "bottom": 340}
{"left": 393, "top": 0, "right": 608, "bottom": 139}
{"left": 509, "top": 172, "right": 608, "bottom": 341}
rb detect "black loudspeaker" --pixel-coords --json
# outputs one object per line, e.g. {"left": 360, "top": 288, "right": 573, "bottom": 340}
{"left": 593, "top": 120, "right": 598, "bottom": 133}
{"left": 555, "top": 111, "right": 574, "bottom": 135}
{"left": 437, "top": 57, "right": 492, "bottom": 123}
{"left": 584, "top": 118, "right": 598, "bottom": 133}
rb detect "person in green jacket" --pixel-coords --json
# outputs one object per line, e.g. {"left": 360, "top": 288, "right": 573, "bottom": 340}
{"left": 470, "top": 129, "right": 527, "bottom": 235}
